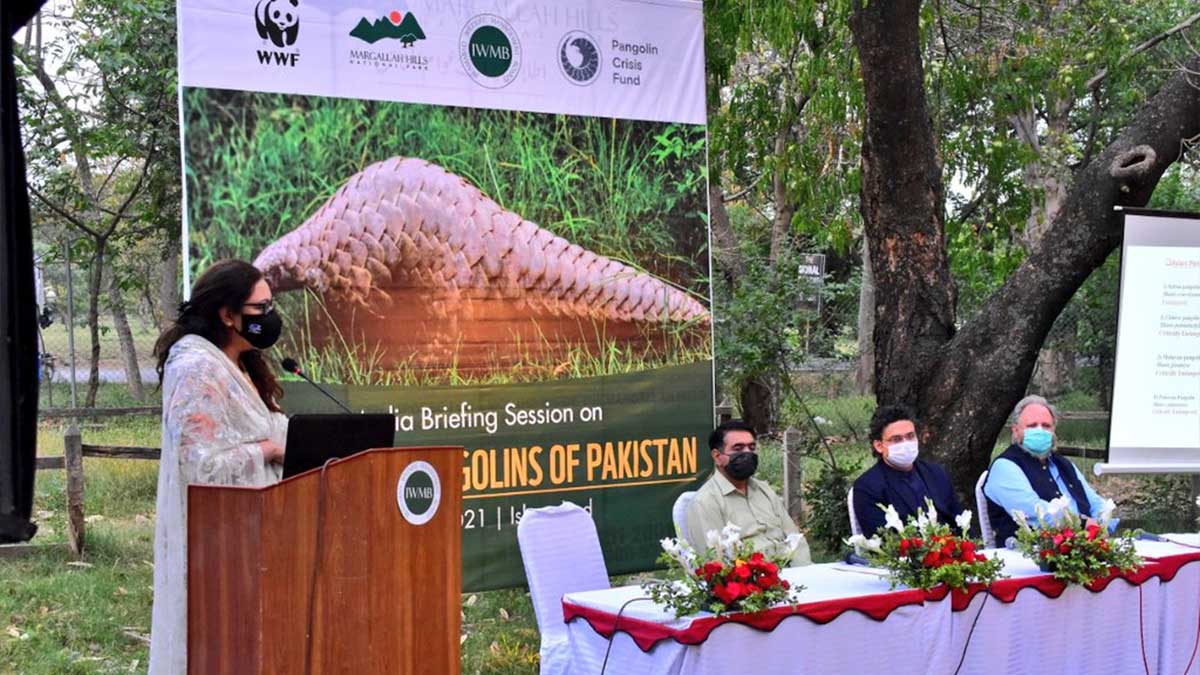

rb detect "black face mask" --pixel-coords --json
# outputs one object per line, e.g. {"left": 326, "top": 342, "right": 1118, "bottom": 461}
{"left": 724, "top": 451, "right": 758, "bottom": 481}
{"left": 238, "top": 310, "right": 283, "bottom": 350}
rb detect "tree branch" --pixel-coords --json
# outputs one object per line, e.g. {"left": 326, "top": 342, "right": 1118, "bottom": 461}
{"left": 1086, "top": 10, "right": 1200, "bottom": 91}
{"left": 28, "top": 185, "right": 100, "bottom": 239}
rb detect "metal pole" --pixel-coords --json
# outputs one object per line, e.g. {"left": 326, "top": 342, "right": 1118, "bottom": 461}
{"left": 64, "top": 239, "right": 77, "bottom": 409}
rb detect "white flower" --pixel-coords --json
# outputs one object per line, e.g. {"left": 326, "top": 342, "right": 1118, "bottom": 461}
{"left": 862, "top": 535, "right": 883, "bottom": 553}
{"left": 705, "top": 529, "right": 722, "bottom": 550}
{"left": 916, "top": 509, "right": 930, "bottom": 530}
{"left": 1012, "top": 509, "right": 1029, "bottom": 530}
{"left": 1097, "top": 498, "right": 1116, "bottom": 523}
{"left": 661, "top": 537, "right": 679, "bottom": 555}
{"left": 1196, "top": 495, "right": 1200, "bottom": 509}
{"left": 1046, "top": 496, "right": 1072, "bottom": 525}
{"left": 718, "top": 523, "right": 742, "bottom": 558}
{"left": 955, "top": 509, "right": 973, "bottom": 534}
{"left": 1033, "top": 501, "right": 1048, "bottom": 525}
{"left": 924, "top": 498, "right": 939, "bottom": 525}
{"left": 882, "top": 504, "right": 904, "bottom": 532}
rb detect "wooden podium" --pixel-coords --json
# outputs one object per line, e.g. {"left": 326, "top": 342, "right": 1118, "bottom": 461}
{"left": 187, "top": 446, "right": 462, "bottom": 674}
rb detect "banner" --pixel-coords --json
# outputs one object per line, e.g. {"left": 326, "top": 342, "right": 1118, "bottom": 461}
{"left": 177, "top": 0, "right": 713, "bottom": 589}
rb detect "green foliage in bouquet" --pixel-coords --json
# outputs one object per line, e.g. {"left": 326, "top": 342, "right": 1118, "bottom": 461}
{"left": 847, "top": 499, "right": 1006, "bottom": 592}
{"left": 643, "top": 525, "right": 805, "bottom": 617}
{"left": 1011, "top": 496, "right": 1141, "bottom": 586}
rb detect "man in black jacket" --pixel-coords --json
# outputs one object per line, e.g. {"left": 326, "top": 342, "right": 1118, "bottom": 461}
{"left": 853, "top": 404, "right": 963, "bottom": 537}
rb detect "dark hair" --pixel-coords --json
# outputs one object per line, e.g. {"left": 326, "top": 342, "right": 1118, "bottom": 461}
{"left": 153, "top": 259, "right": 283, "bottom": 412}
{"left": 709, "top": 419, "right": 756, "bottom": 451}
{"left": 869, "top": 404, "right": 918, "bottom": 442}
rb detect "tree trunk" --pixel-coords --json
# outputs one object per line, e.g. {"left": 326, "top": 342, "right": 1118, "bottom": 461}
{"left": 158, "top": 243, "right": 180, "bottom": 330}
{"left": 84, "top": 242, "right": 105, "bottom": 408}
{"left": 855, "top": 236, "right": 875, "bottom": 395}
{"left": 850, "top": 0, "right": 957, "bottom": 409}
{"left": 107, "top": 268, "right": 144, "bottom": 401}
{"left": 739, "top": 374, "right": 777, "bottom": 437}
{"left": 852, "top": 0, "right": 1200, "bottom": 500}
{"left": 1020, "top": 105, "right": 1076, "bottom": 397}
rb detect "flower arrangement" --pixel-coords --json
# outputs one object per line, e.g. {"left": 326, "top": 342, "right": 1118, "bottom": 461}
{"left": 1011, "top": 496, "right": 1141, "bottom": 586}
{"left": 846, "top": 499, "right": 1005, "bottom": 591}
{"left": 643, "top": 525, "right": 805, "bottom": 617}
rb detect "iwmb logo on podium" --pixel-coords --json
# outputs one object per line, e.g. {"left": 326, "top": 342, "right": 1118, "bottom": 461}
{"left": 397, "top": 461, "right": 441, "bottom": 526}
{"left": 254, "top": 0, "right": 300, "bottom": 67}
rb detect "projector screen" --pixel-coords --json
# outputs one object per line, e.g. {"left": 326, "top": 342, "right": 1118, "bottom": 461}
{"left": 1100, "top": 208, "right": 1200, "bottom": 474}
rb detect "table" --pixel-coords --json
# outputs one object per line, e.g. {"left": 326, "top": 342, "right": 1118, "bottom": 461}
{"left": 562, "top": 535, "right": 1200, "bottom": 675}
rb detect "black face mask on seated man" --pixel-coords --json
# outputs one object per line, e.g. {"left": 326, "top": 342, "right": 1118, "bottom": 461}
{"left": 725, "top": 451, "right": 759, "bottom": 481}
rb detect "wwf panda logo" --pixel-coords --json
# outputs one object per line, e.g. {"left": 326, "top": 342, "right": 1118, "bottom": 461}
{"left": 255, "top": 0, "right": 299, "bottom": 48}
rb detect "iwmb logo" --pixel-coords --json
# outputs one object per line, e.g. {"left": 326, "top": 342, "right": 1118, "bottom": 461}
{"left": 254, "top": 0, "right": 300, "bottom": 67}
{"left": 396, "top": 461, "right": 441, "bottom": 526}
{"left": 459, "top": 14, "right": 521, "bottom": 89}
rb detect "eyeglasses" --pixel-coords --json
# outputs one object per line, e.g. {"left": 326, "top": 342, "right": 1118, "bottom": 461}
{"left": 723, "top": 442, "right": 757, "bottom": 454}
{"left": 242, "top": 299, "right": 275, "bottom": 315}
{"left": 884, "top": 431, "right": 918, "bottom": 445}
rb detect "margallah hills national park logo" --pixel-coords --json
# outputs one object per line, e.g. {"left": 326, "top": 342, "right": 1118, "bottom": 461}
{"left": 350, "top": 9, "right": 426, "bottom": 46}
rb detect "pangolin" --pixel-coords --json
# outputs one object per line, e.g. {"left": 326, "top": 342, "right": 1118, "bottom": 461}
{"left": 252, "top": 157, "right": 710, "bottom": 372}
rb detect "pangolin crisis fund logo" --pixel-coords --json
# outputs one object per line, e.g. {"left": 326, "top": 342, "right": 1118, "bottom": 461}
{"left": 459, "top": 14, "right": 522, "bottom": 88}
{"left": 396, "top": 461, "right": 441, "bottom": 526}
{"left": 254, "top": 0, "right": 300, "bottom": 67}
{"left": 558, "top": 31, "right": 601, "bottom": 85}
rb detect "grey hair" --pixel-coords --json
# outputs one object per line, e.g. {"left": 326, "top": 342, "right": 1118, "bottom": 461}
{"left": 1008, "top": 394, "right": 1059, "bottom": 426}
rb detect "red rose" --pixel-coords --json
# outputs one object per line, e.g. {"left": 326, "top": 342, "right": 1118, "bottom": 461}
{"left": 750, "top": 552, "right": 765, "bottom": 562}
{"left": 923, "top": 551, "right": 941, "bottom": 567}
{"left": 701, "top": 561, "right": 724, "bottom": 580}
{"left": 960, "top": 540, "right": 975, "bottom": 555}
{"left": 962, "top": 550, "right": 977, "bottom": 563}
{"left": 756, "top": 574, "right": 779, "bottom": 590}
{"left": 733, "top": 564, "right": 752, "bottom": 581}
{"left": 1057, "top": 543, "right": 1071, "bottom": 555}
{"left": 1086, "top": 523, "right": 1101, "bottom": 541}
{"left": 1062, "top": 528, "right": 1075, "bottom": 540}
{"left": 1040, "top": 549, "right": 1052, "bottom": 558}
{"left": 1052, "top": 534, "right": 1064, "bottom": 547}
{"left": 899, "top": 539, "right": 911, "bottom": 555}
{"left": 1041, "top": 530, "right": 1052, "bottom": 539}
{"left": 913, "top": 538, "right": 925, "bottom": 549}
{"left": 713, "top": 583, "right": 730, "bottom": 603}
{"left": 781, "top": 580, "right": 790, "bottom": 589}
{"left": 975, "top": 553, "right": 987, "bottom": 561}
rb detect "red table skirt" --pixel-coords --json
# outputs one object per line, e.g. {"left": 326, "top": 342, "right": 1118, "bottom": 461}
{"left": 562, "top": 551, "right": 1200, "bottom": 652}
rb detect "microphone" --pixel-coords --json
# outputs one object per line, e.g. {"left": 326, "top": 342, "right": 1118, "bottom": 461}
{"left": 279, "top": 357, "right": 354, "bottom": 415}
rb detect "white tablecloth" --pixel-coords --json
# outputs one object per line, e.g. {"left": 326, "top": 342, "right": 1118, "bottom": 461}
{"left": 562, "top": 535, "right": 1200, "bottom": 675}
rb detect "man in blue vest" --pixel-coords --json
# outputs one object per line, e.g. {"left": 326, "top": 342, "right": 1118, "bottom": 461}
{"left": 853, "top": 404, "right": 963, "bottom": 537}
{"left": 984, "top": 395, "right": 1112, "bottom": 546}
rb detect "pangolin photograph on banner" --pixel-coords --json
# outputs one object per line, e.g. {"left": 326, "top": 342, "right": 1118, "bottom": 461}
{"left": 177, "top": 0, "right": 712, "bottom": 590}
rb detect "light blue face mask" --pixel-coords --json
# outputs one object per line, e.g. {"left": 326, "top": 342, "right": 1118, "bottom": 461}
{"left": 1022, "top": 427, "right": 1054, "bottom": 456}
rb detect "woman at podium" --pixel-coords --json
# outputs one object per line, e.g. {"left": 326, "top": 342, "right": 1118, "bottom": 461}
{"left": 147, "top": 259, "right": 289, "bottom": 674}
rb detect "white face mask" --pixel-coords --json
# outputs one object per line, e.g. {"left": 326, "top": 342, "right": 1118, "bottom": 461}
{"left": 885, "top": 440, "right": 919, "bottom": 469}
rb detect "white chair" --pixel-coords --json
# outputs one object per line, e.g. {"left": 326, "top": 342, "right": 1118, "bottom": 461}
{"left": 672, "top": 490, "right": 698, "bottom": 539}
{"left": 848, "top": 487, "right": 862, "bottom": 537}
{"left": 976, "top": 471, "right": 995, "bottom": 548}
{"left": 517, "top": 502, "right": 610, "bottom": 675}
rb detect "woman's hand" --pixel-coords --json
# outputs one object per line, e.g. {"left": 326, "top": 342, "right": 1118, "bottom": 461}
{"left": 259, "top": 440, "right": 285, "bottom": 464}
